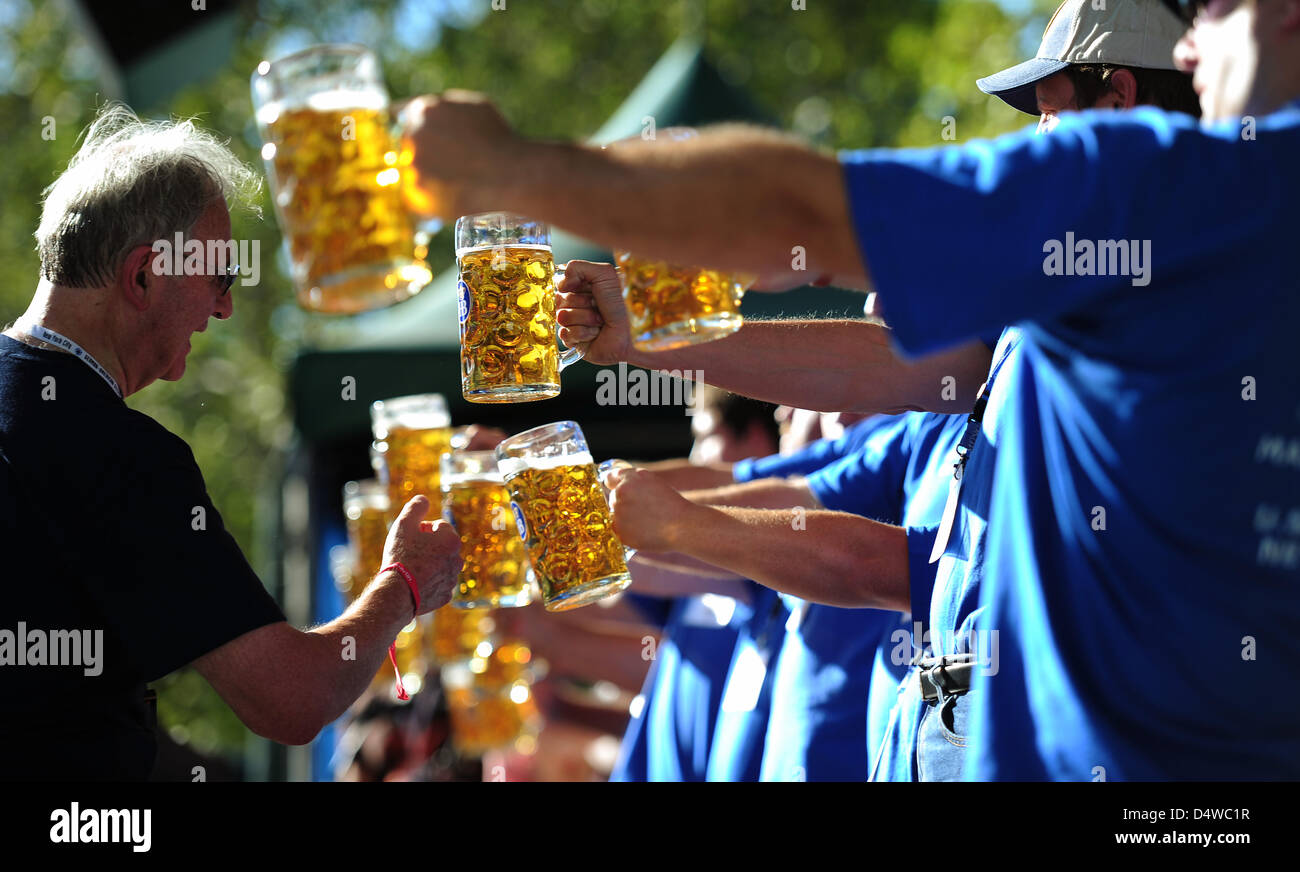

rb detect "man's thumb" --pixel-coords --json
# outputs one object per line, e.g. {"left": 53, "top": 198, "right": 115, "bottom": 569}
{"left": 397, "top": 495, "right": 431, "bottom": 527}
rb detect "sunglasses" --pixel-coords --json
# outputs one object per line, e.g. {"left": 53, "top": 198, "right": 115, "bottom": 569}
{"left": 1160, "top": 0, "right": 1238, "bottom": 26}
{"left": 214, "top": 263, "right": 239, "bottom": 296}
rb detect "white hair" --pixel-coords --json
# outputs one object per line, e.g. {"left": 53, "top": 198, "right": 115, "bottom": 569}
{"left": 36, "top": 103, "right": 261, "bottom": 287}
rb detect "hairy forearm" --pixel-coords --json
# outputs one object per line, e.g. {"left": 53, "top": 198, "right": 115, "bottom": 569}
{"left": 197, "top": 571, "right": 418, "bottom": 746}
{"left": 668, "top": 505, "right": 910, "bottom": 611}
{"left": 685, "top": 478, "right": 821, "bottom": 510}
{"left": 620, "top": 320, "right": 988, "bottom": 415}
{"left": 300, "top": 573, "right": 420, "bottom": 719}
{"left": 477, "top": 128, "right": 865, "bottom": 286}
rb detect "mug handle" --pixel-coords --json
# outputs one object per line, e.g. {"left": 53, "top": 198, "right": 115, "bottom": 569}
{"left": 596, "top": 458, "right": 636, "bottom": 561}
{"left": 553, "top": 267, "right": 585, "bottom": 371}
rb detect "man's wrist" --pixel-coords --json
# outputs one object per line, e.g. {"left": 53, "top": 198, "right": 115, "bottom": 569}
{"left": 374, "top": 567, "right": 419, "bottom": 618}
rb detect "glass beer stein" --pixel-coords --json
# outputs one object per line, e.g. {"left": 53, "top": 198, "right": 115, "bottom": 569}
{"left": 441, "top": 451, "right": 534, "bottom": 609}
{"left": 251, "top": 44, "right": 432, "bottom": 313}
{"left": 496, "top": 421, "right": 633, "bottom": 611}
{"left": 430, "top": 605, "right": 494, "bottom": 665}
{"left": 454, "top": 213, "right": 583, "bottom": 402}
{"left": 342, "top": 478, "right": 390, "bottom": 602}
{"left": 441, "top": 641, "right": 542, "bottom": 757}
{"left": 370, "top": 393, "right": 454, "bottom": 516}
{"left": 608, "top": 129, "right": 753, "bottom": 351}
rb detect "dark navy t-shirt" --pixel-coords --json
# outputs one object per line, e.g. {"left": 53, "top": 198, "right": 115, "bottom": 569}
{"left": 842, "top": 103, "right": 1300, "bottom": 779}
{"left": 0, "top": 336, "right": 285, "bottom": 780}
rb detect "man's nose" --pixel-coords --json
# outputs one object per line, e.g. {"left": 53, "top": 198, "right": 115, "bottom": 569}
{"left": 1173, "top": 28, "right": 1198, "bottom": 73}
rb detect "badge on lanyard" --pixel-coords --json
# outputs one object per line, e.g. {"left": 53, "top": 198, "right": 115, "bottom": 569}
{"left": 929, "top": 335, "right": 1020, "bottom": 563}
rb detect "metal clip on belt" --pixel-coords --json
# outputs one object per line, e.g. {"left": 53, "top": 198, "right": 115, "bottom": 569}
{"left": 917, "top": 653, "right": 976, "bottom": 703}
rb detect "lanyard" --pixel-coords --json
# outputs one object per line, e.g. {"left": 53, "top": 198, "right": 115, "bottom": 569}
{"left": 16, "top": 322, "right": 123, "bottom": 399}
{"left": 928, "top": 334, "right": 1021, "bottom": 563}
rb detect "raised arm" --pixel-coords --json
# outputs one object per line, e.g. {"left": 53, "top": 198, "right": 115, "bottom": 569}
{"left": 401, "top": 93, "right": 864, "bottom": 291}
{"left": 193, "top": 496, "right": 462, "bottom": 745}
{"left": 606, "top": 467, "right": 910, "bottom": 612}
{"left": 556, "top": 260, "right": 991, "bottom": 415}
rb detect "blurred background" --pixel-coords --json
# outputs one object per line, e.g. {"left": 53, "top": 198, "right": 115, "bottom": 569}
{"left": 0, "top": 0, "right": 1058, "bottom": 780}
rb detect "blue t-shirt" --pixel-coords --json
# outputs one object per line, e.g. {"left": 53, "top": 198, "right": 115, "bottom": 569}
{"left": 707, "top": 586, "right": 789, "bottom": 781}
{"left": 731, "top": 415, "right": 895, "bottom": 483}
{"left": 841, "top": 103, "right": 1300, "bottom": 780}
{"left": 736, "top": 412, "right": 965, "bottom": 780}
{"left": 610, "top": 594, "right": 744, "bottom": 782}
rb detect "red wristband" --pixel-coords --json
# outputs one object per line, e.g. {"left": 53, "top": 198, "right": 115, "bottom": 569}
{"left": 380, "top": 562, "right": 420, "bottom": 616}
{"left": 379, "top": 562, "right": 420, "bottom": 702}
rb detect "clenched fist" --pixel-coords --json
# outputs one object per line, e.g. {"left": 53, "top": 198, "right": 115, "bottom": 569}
{"left": 604, "top": 465, "right": 703, "bottom": 553}
{"left": 556, "top": 260, "right": 634, "bottom": 366}
{"left": 399, "top": 91, "right": 520, "bottom": 222}
{"left": 382, "top": 495, "right": 463, "bottom": 614}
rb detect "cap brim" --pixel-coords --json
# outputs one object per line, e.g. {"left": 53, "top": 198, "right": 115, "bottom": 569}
{"left": 976, "top": 57, "right": 1071, "bottom": 116}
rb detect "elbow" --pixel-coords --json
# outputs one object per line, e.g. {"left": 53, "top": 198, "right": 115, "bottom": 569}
{"left": 240, "top": 697, "right": 332, "bottom": 747}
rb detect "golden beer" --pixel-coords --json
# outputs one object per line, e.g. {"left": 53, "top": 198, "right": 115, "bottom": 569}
{"left": 344, "top": 490, "right": 389, "bottom": 601}
{"left": 379, "top": 425, "right": 454, "bottom": 512}
{"left": 251, "top": 45, "right": 433, "bottom": 313}
{"left": 503, "top": 459, "right": 631, "bottom": 611}
{"left": 615, "top": 251, "right": 747, "bottom": 351}
{"left": 457, "top": 246, "right": 561, "bottom": 402}
{"left": 444, "top": 477, "right": 533, "bottom": 609}
{"left": 442, "top": 642, "right": 542, "bottom": 756}
{"left": 430, "top": 604, "right": 493, "bottom": 664}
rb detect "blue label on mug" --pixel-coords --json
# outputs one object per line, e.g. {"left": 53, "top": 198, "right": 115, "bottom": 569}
{"left": 511, "top": 501, "right": 528, "bottom": 542}
{"left": 457, "top": 279, "right": 471, "bottom": 325}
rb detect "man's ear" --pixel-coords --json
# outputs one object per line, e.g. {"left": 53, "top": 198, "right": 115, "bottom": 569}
{"left": 1107, "top": 68, "right": 1139, "bottom": 109}
{"left": 118, "top": 244, "right": 158, "bottom": 312}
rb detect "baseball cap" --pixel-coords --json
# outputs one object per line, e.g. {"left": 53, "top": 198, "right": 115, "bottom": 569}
{"left": 977, "top": 0, "right": 1187, "bottom": 116}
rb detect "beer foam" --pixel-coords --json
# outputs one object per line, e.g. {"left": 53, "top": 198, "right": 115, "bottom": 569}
{"left": 455, "top": 243, "right": 552, "bottom": 258}
{"left": 442, "top": 470, "right": 505, "bottom": 487}
{"left": 256, "top": 88, "right": 387, "bottom": 123}
{"left": 498, "top": 451, "right": 595, "bottom": 479}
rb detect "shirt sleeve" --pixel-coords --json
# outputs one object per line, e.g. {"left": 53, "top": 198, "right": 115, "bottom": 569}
{"left": 732, "top": 415, "right": 900, "bottom": 483}
{"left": 79, "top": 422, "right": 285, "bottom": 681}
{"left": 840, "top": 107, "right": 1254, "bottom": 355}
{"left": 805, "top": 415, "right": 913, "bottom": 522}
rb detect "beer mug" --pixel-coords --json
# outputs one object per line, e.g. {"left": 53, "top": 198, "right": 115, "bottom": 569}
{"left": 609, "top": 129, "right": 752, "bottom": 350}
{"left": 441, "top": 641, "right": 542, "bottom": 756}
{"left": 454, "top": 213, "right": 583, "bottom": 402}
{"left": 251, "top": 44, "right": 433, "bottom": 313}
{"left": 496, "top": 421, "right": 633, "bottom": 611}
{"left": 441, "top": 451, "right": 534, "bottom": 609}
{"left": 430, "top": 605, "right": 494, "bottom": 665}
{"left": 371, "top": 393, "right": 453, "bottom": 515}
{"left": 342, "top": 479, "right": 390, "bottom": 602}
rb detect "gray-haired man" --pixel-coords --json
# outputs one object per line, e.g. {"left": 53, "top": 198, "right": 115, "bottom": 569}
{"left": 0, "top": 106, "right": 462, "bottom": 780}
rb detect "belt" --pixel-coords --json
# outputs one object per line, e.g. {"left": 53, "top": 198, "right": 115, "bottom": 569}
{"left": 917, "top": 653, "right": 976, "bottom": 703}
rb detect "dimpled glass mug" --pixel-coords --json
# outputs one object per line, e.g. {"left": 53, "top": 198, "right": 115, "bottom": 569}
{"left": 496, "top": 421, "right": 633, "bottom": 611}
{"left": 454, "top": 213, "right": 583, "bottom": 403}
{"left": 440, "top": 450, "right": 534, "bottom": 609}
{"left": 608, "top": 128, "right": 754, "bottom": 351}
{"left": 251, "top": 44, "right": 433, "bottom": 313}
